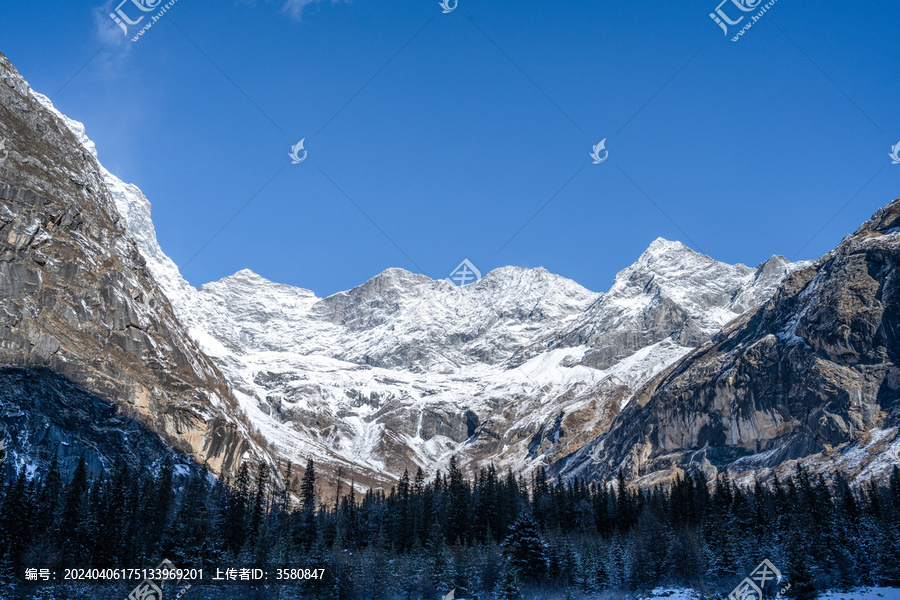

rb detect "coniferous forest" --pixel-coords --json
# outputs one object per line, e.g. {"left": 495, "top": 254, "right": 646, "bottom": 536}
{"left": 1, "top": 456, "right": 900, "bottom": 600}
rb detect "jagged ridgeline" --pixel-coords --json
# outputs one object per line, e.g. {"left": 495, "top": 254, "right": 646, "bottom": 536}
{"left": 0, "top": 52, "right": 262, "bottom": 482}
{"left": 1, "top": 44, "right": 899, "bottom": 498}
{"left": 556, "top": 200, "right": 900, "bottom": 486}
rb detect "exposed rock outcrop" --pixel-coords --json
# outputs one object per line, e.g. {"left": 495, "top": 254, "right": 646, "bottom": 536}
{"left": 555, "top": 199, "right": 900, "bottom": 485}
{"left": 5, "top": 47, "right": 878, "bottom": 490}
{"left": 0, "top": 53, "right": 250, "bottom": 478}
{"left": 0, "top": 367, "right": 207, "bottom": 482}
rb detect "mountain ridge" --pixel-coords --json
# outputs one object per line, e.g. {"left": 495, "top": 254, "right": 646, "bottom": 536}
{"left": 5, "top": 50, "right": 894, "bottom": 491}
{"left": 552, "top": 197, "right": 900, "bottom": 487}
{"left": 0, "top": 52, "right": 254, "bottom": 480}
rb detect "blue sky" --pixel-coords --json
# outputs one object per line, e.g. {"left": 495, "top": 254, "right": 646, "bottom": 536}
{"left": 3, "top": 0, "right": 899, "bottom": 296}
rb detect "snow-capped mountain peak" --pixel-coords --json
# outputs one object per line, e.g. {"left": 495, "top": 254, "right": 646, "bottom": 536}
{"left": 24, "top": 85, "right": 806, "bottom": 487}
{"left": 643, "top": 236, "right": 692, "bottom": 255}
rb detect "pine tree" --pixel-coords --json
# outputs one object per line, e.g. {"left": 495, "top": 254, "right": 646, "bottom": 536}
{"left": 166, "top": 472, "right": 213, "bottom": 567}
{"left": 394, "top": 468, "right": 414, "bottom": 550}
{"left": 0, "top": 469, "right": 31, "bottom": 569}
{"left": 58, "top": 455, "right": 89, "bottom": 565}
{"left": 630, "top": 508, "right": 670, "bottom": 587}
{"left": 478, "top": 538, "right": 503, "bottom": 595}
{"left": 35, "top": 454, "right": 62, "bottom": 537}
{"left": 502, "top": 512, "right": 549, "bottom": 584}
{"left": 427, "top": 520, "right": 452, "bottom": 594}
{"left": 145, "top": 457, "right": 174, "bottom": 556}
{"left": 890, "top": 466, "right": 900, "bottom": 514}
{"left": 281, "top": 461, "right": 294, "bottom": 512}
{"left": 670, "top": 525, "right": 702, "bottom": 586}
{"left": 398, "top": 542, "right": 426, "bottom": 600}
{"left": 301, "top": 458, "right": 317, "bottom": 513}
{"left": 295, "top": 458, "right": 318, "bottom": 549}
{"left": 532, "top": 466, "right": 550, "bottom": 528}
{"left": 94, "top": 461, "right": 131, "bottom": 566}
{"left": 787, "top": 548, "right": 817, "bottom": 600}
{"left": 250, "top": 460, "right": 270, "bottom": 540}
{"left": 496, "top": 560, "right": 522, "bottom": 600}
{"left": 82, "top": 469, "right": 106, "bottom": 566}
{"left": 616, "top": 469, "right": 631, "bottom": 532}
{"left": 446, "top": 456, "right": 470, "bottom": 545}
{"left": 343, "top": 481, "right": 359, "bottom": 549}
{"left": 223, "top": 461, "right": 251, "bottom": 554}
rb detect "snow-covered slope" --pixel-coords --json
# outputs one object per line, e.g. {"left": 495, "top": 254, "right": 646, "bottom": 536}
{"left": 556, "top": 199, "right": 900, "bottom": 488}
{"left": 817, "top": 588, "right": 900, "bottom": 600}
{"left": 637, "top": 587, "right": 900, "bottom": 600}
{"left": 0, "top": 53, "right": 254, "bottom": 480}
{"left": 174, "top": 234, "right": 807, "bottom": 484}
{"left": 34, "top": 92, "right": 809, "bottom": 488}
{"left": 554, "top": 238, "right": 800, "bottom": 369}
{"left": 115, "top": 203, "right": 802, "bottom": 486}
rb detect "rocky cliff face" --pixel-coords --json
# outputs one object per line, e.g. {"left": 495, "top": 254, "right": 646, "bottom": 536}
{"left": 555, "top": 199, "right": 900, "bottom": 485}
{"left": 0, "top": 367, "right": 205, "bottom": 482}
{"left": 0, "top": 52, "right": 251, "bottom": 478}
{"left": 549, "top": 239, "right": 799, "bottom": 369}
{"left": 0, "top": 50, "right": 837, "bottom": 489}
{"left": 181, "top": 242, "right": 802, "bottom": 485}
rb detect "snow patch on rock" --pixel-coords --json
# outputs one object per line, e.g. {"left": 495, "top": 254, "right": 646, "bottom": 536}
{"left": 35, "top": 90, "right": 806, "bottom": 484}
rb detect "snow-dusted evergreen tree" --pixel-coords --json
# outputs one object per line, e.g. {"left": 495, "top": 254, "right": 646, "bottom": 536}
{"left": 223, "top": 459, "right": 251, "bottom": 555}
{"left": 34, "top": 454, "right": 61, "bottom": 539}
{"left": 502, "top": 512, "right": 549, "bottom": 584}
{"left": 786, "top": 545, "right": 817, "bottom": 600}
{"left": 0, "top": 470, "right": 30, "bottom": 578}
{"left": 57, "top": 455, "right": 88, "bottom": 561}
{"left": 427, "top": 520, "right": 454, "bottom": 597}
{"left": 476, "top": 538, "right": 503, "bottom": 595}
{"left": 629, "top": 508, "right": 671, "bottom": 588}
{"left": 606, "top": 536, "right": 630, "bottom": 590}
{"left": 575, "top": 543, "right": 603, "bottom": 594}
{"left": 496, "top": 560, "right": 522, "bottom": 600}
{"left": 398, "top": 541, "right": 427, "bottom": 600}
{"left": 5, "top": 454, "right": 900, "bottom": 598}
{"left": 669, "top": 525, "right": 702, "bottom": 586}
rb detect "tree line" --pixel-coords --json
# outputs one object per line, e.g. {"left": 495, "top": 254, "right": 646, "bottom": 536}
{"left": 1, "top": 455, "right": 899, "bottom": 599}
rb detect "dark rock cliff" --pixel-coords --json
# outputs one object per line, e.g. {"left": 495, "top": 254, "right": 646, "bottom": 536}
{"left": 554, "top": 199, "right": 900, "bottom": 484}
{"left": 0, "top": 52, "right": 250, "bottom": 478}
{"left": 0, "top": 367, "right": 207, "bottom": 482}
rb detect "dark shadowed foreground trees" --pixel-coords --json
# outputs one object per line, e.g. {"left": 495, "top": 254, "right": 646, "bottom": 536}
{"left": 1, "top": 458, "right": 899, "bottom": 599}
